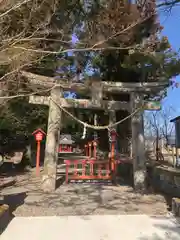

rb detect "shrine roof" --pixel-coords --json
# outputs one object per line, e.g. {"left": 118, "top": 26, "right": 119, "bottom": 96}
{"left": 59, "top": 134, "right": 74, "bottom": 144}
{"left": 170, "top": 116, "right": 180, "bottom": 123}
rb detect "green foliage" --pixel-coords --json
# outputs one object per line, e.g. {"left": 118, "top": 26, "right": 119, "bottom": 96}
{"left": 0, "top": 98, "right": 48, "bottom": 135}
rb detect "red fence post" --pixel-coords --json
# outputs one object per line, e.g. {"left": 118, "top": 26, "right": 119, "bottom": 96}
{"left": 98, "top": 164, "right": 102, "bottom": 177}
{"left": 82, "top": 160, "right": 86, "bottom": 177}
{"left": 90, "top": 160, "right": 94, "bottom": 176}
{"left": 74, "top": 161, "right": 78, "bottom": 176}
{"left": 88, "top": 142, "right": 92, "bottom": 158}
{"left": 93, "top": 141, "right": 97, "bottom": 159}
{"left": 106, "top": 163, "right": 110, "bottom": 177}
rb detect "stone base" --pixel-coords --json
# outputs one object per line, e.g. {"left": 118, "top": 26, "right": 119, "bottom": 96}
{"left": 41, "top": 175, "right": 56, "bottom": 193}
{"left": 0, "top": 204, "right": 9, "bottom": 234}
{"left": 133, "top": 170, "right": 146, "bottom": 192}
{"left": 172, "top": 198, "right": 180, "bottom": 217}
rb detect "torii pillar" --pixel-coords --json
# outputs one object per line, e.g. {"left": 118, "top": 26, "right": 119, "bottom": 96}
{"left": 42, "top": 87, "right": 62, "bottom": 192}
{"left": 131, "top": 92, "right": 146, "bottom": 192}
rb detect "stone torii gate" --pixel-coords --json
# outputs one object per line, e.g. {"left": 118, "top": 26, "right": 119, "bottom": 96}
{"left": 22, "top": 71, "right": 166, "bottom": 192}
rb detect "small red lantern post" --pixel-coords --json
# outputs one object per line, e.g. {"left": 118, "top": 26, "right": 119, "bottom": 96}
{"left": 32, "top": 128, "right": 46, "bottom": 176}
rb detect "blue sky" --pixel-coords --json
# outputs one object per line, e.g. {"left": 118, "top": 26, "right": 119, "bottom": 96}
{"left": 160, "top": 6, "right": 180, "bottom": 118}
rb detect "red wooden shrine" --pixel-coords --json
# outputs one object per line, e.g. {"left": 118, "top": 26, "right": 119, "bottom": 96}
{"left": 58, "top": 134, "right": 74, "bottom": 153}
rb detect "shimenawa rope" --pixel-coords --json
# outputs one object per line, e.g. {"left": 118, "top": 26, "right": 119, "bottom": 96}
{"left": 50, "top": 97, "right": 143, "bottom": 131}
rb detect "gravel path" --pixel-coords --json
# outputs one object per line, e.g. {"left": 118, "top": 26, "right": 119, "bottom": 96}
{"left": 1, "top": 172, "right": 169, "bottom": 217}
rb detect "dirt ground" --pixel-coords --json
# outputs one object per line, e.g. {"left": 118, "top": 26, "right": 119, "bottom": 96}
{"left": 0, "top": 170, "right": 169, "bottom": 217}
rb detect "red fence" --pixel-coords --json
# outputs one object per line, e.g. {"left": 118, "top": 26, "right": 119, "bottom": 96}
{"left": 64, "top": 159, "right": 111, "bottom": 183}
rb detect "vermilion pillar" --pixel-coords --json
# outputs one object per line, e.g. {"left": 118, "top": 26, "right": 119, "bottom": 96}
{"left": 88, "top": 142, "right": 92, "bottom": 157}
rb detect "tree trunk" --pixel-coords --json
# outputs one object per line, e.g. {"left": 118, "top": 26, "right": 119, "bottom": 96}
{"left": 0, "top": 82, "right": 6, "bottom": 106}
{"left": 131, "top": 92, "right": 146, "bottom": 192}
{"left": 42, "top": 87, "right": 62, "bottom": 192}
{"left": 156, "top": 129, "right": 159, "bottom": 161}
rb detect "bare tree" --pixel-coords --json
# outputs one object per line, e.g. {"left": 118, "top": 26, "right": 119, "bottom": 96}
{"left": 0, "top": 0, "right": 166, "bottom": 84}
{"left": 157, "top": 0, "right": 180, "bottom": 8}
{"left": 144, "top": 106, "right": 176, "bottom": 160}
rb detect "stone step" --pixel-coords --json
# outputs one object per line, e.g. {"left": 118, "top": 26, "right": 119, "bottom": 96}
{"left": 0, "top": 177, "right": 16, "bottom": 189}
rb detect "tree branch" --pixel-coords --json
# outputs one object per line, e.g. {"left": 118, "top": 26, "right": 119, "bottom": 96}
{"left": 0, "top": 0, "right": 33, "bottom": 19}
{"left": 157, "top": 0, "right": 180, "bottom": 8}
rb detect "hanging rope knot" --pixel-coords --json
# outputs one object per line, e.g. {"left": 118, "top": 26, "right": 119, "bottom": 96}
{"left": 81, "top": 123, "right": 87, "bottom": 139}
{"left": 107, "top": 126, "right": 111, "bottom": 131}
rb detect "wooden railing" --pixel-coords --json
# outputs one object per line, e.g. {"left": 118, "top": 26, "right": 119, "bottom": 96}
{"left": 64, "top": 159, "right": 111, "bottom": 183}
{"left": 64, "top": 134, "right": 132, "bottom": 184}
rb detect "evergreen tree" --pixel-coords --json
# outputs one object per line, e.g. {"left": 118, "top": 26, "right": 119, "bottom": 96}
{"left": 0, "top": 0, "right": 180, "bottom": 137}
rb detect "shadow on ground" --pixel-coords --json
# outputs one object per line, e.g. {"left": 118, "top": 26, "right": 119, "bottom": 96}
{"left": 138, "top": 216, "right": 180, "bottom": 239}
{"left": 3, "top": 192, "right": 27, "bottom": 216}
{"left": 0, "top": 163, "right": 30, "bottom": 178}
{"left": 0, "top": 192, "right": 27, "bottom": 234}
